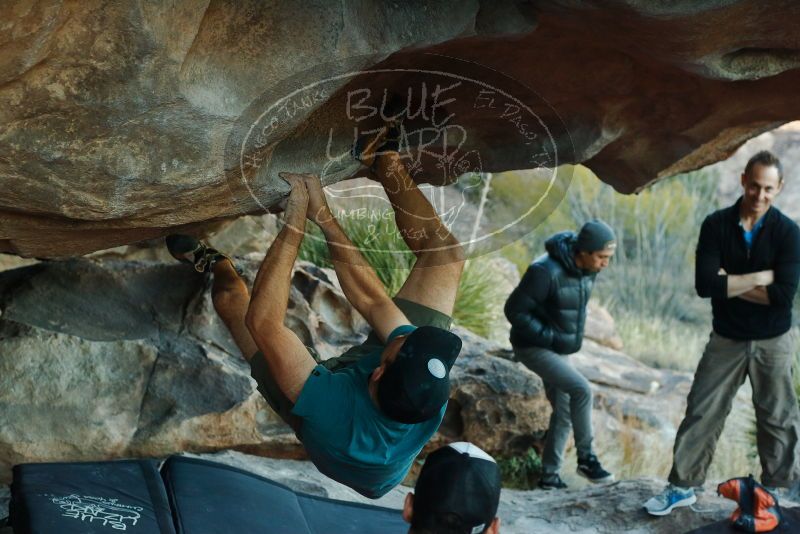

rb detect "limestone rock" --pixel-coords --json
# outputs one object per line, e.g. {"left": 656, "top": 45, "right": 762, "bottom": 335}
{"left": 0, "top": 258, "right": 755, "bottom": 489}
{"left": 0, "top": 323, "right": 157, "bottom": 478}
{"left": 438, "top": 329, "right": 551, "bottom": 455}
{"left": 4, "top": 2, "right": 800, "bottom": 257}
{"left": 585, "top": 300, "right": 624, "bottom": 351}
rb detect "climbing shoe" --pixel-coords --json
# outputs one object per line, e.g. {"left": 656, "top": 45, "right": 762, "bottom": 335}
{"left": 351, "top": 126, "right": 400, "bottom": 169}
{"left": 351, "top": 96, "right": 404, "bottom": 168}
{"left": 166, "top": 234, "right": 231, "bottom": 273}
{"left": 538, "top": 473, "right": 568, "bottom": 491}
{"left": 576, "top": 454, "right": 614, "bottom": 483}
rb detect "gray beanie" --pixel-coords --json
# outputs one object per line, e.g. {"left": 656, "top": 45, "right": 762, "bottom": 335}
{"left": 576, "top": 219, "right": 616, "bottom": 252}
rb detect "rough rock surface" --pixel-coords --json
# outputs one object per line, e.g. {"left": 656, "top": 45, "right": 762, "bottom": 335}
{"left": 585, "top": 300, "right": 624, "bottom": 351}
{"left": 4, "top": 1, "right": 800, "bottom": 257}
{"left": 0, "top": 257, "right": 758, "bottom": 489}
{"left": 0, "top": 258, "right": 338, "bottom": 482}
{"left": 0, "top": 257, "right": 549, "bottom": 480}
{"left": 0, "top": 449, "right": 751, "bottom": 534}
{"left": 497, "top": 477, "right": 735, "bottom": 534}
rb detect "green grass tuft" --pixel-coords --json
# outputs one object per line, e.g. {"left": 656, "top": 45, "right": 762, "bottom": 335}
{"left": 452, "top": 258, "right": 507, "bottom": 338}
{"left": 298, "top": 215, "right": 507, "bottom": 338}
{"left": 497, "top": 448, "right": 542, "bottom": 490}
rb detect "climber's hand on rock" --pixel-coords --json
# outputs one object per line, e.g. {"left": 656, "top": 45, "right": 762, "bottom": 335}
{"left": 302, "top": 174, "right": 333, "bottom": 226}
{"left": 278, "top": 172, "right": 309, "bottom": 231}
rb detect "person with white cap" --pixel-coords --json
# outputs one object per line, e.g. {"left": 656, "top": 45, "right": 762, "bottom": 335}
{"left": 404, "top": 442, "right": 502, "bottom": 534}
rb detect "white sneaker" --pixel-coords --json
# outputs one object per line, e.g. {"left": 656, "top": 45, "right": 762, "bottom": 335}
{"left": 643, "top": 484, "right": 696, "bottom": 516}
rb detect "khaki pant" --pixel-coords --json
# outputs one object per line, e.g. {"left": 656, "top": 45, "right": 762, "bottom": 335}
{"left": 669, "top": 330, "right": 800, "bottom": 488}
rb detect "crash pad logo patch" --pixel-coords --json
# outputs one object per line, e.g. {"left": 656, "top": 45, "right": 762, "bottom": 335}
{"left": 49, "top": 494, "right": 143, "bottom": 531}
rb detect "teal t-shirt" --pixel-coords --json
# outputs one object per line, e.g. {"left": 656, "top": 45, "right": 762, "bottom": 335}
{"left": 291, "top": 346, "right": 445, "bottom": 499}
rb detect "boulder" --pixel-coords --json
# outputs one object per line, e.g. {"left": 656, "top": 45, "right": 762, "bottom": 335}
{"left": 0, "top": 259, "right": 301, "bottom": 484}
{"left": 0, "top": 258, "right": 756, "bottom": 489}
{"left": 4, "top": 1, "right": 800, "bottom": 257}
{"left": 437, "top": 329, "right": 551, "bottom": 454}
{"left": 0, "top": 323, "right": 157, "bottom": 471}
{"left": 585, "top": 300, "right": 624, "bottom": 351}
{"left": 499, "top": 476, "right": 734, "bottom": 534}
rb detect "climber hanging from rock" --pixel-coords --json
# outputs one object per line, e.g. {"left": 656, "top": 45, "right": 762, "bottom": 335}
{"left": 165, "top": 126, "right": 465, "bottom": 499}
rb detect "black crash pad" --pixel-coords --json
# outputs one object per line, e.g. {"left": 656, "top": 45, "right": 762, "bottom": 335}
{"left": 10, "top": 459, "right": 176, "bottom": 533}
{"left": 161, "top": 456, "right": 407, "bottom": 534}
{"left": 8, "top": 456, "right": 408, "bottom": 533}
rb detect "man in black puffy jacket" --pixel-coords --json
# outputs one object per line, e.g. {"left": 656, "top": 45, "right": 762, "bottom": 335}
{"left": 504, "top": 220, "right": 617, "bottom": 490}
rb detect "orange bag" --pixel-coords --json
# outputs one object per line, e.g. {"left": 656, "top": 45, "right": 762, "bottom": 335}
{"left": 718, "top": 475, "right": 783, "bottom": 532}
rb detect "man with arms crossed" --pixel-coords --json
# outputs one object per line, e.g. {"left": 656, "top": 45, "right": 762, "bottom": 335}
{"left": 167, "top": 133, "right": 464, "bottom": 499}
{"left": 645, "top": 150, "right": 800, "bottom": 515}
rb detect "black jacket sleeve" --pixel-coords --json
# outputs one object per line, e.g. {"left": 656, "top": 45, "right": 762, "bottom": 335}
{"left": 767, "top": 221, "right": 800, "bottom": 308}
{"left": 504, "top": 263, "right": 555, "bottom": 349}
{"left": 695, "top": 214, "right": 728, "bottom": 299}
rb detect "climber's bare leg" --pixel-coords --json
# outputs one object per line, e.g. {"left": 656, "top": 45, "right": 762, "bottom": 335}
{"left": 211, "top": 259, "right": 258, "bottom": 360}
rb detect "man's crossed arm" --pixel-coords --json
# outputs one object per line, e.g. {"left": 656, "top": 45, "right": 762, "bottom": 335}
{"left": 720, "top": 268, "right": 772, "bottom": 305}
{"left": 695, "top": 217, "right": 773, "bottom": 306}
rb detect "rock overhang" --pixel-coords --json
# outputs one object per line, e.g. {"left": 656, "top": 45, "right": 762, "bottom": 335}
{"left": 2, "top": 0, "right": 800, "bottom": 258}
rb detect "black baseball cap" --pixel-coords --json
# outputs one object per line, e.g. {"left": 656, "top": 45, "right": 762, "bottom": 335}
{"left": 377, "top": 325, "right": 462, "bottom": 424}
{"left": 413, "top": 442, "right": 502, "bottom": 534}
